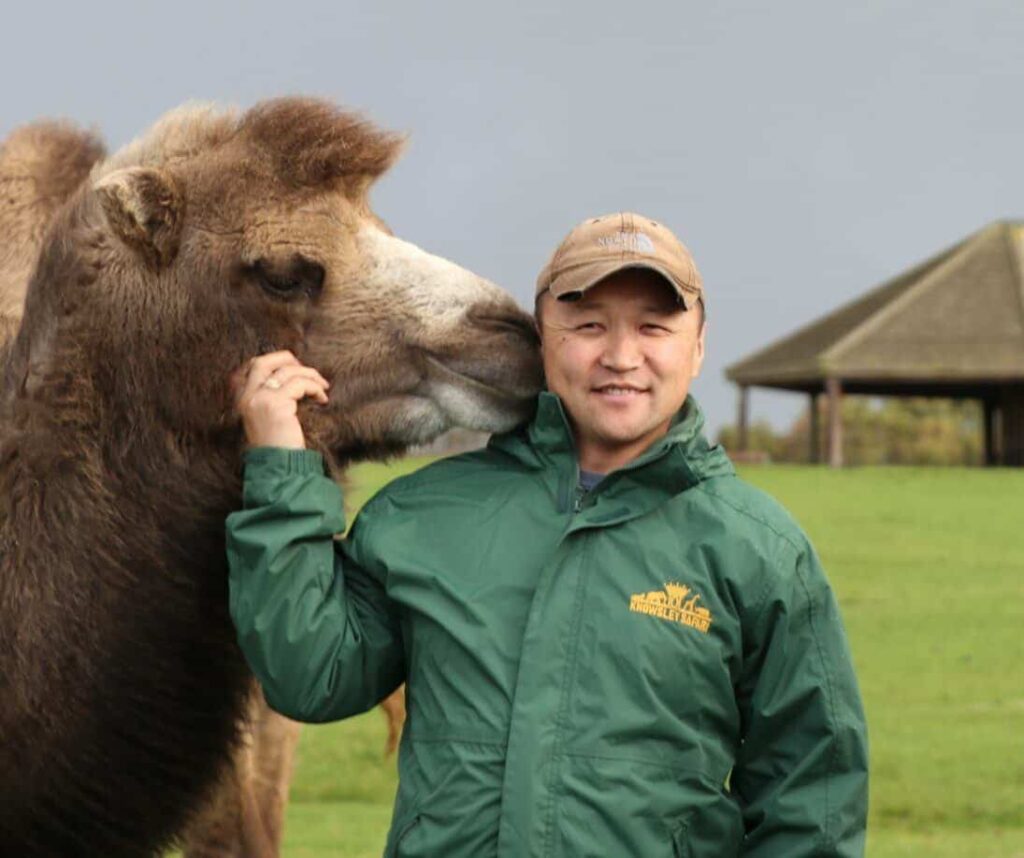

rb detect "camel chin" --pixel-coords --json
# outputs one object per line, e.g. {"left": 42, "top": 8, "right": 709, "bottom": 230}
{"left": 319, "top": 358, "right": 537, "bottom": 459}
{"left": 373, "top": 384, "right": 528, "bottom": 450}
{"left": 419, "top": 358, "right": 535, "bottom": 434}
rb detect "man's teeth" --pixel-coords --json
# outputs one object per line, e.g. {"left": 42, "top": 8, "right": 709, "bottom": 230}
{"left": 598, "top": 387, "right": 641, "bottom": 396}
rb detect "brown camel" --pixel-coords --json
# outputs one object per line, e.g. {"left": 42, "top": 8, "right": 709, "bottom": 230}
{"left": 0, "top": 97, "right": 541, "bottom": 858}
{"left": 0, "top": 115, "right": 412, "bottom": 858}
{"left": 0, "top": 118, "right": 411, "bottom": 858}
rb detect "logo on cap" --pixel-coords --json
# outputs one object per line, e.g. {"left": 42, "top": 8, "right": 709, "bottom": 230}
{"left": 596, "top": 231, "right": 656, "bottom": 254}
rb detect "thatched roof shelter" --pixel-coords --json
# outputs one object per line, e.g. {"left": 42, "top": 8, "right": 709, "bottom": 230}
{"left": 725, "top": 221, "right": 1024, "bottom": 466}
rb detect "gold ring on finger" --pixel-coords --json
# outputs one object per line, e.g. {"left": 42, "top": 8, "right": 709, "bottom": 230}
{"left": 262, "top": 376, "right": 283, "bottom": 390}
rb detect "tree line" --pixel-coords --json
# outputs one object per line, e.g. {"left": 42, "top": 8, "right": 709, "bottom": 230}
{"left": 717, "top": 397, "right": 983, "bottom": 466}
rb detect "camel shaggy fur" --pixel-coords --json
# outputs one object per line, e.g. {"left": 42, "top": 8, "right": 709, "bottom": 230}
{"left": 0, "top": 98, "right": 541, "bottom": 858}
{"left": 0, "top": 117, "right": 412, "bottom": 858}
{"left": 0, "top": 121, "right": 105, "bottom": 339}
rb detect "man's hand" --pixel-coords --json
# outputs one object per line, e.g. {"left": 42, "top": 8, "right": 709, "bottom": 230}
{"left": 232, "top": 351, "right": 330, "bottom": 449}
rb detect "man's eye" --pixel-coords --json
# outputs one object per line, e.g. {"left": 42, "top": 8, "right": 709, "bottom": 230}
{"left": 575, "top": 322, "right": 602, "bottom": 331}
{"left": 642, "top": 323, "right": 671, "bottom": 333}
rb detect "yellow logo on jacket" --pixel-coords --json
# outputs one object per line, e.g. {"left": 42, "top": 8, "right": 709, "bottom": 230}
{"left": 629, "top": 582, "right": 713, "bottom": 634}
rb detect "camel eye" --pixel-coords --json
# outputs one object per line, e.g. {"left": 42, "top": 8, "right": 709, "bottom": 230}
{"left": 251, "top": 256, "right": 325, "bottom": 301}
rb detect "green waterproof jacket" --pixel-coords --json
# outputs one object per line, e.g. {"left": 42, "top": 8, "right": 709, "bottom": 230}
{"left": 227, "top": 392, "right": 868, "bottom": 858}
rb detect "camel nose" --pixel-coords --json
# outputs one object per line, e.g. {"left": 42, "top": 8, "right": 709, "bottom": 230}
{"left": 468, "top": 306, "right": 540, "bottom": 346}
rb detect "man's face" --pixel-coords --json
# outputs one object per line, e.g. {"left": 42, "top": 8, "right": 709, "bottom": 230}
{"left": 538, "top": 268, "right": 706, "bottom": 470}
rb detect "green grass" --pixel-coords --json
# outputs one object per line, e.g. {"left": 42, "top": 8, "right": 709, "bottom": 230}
{"left": 250, "top": 462, "right": 1024, "bottom": 856}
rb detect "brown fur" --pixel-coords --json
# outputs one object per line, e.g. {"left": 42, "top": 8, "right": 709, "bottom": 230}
{"left": 0, "top": 116, "right": 413, "bottom": 858}
{"left": 181, "top": 689, "right": 298, "bottom": 858}
{"left": 380, "top": 685, "right": 408, "bottom": 757}
{"left": 0, "top": 121, "right": 105, "bottom": 327}
{"left": 239, "top": 97, "right": 405, "bottom": 190}
{"left": 0, "top": 97, "right": 540, "bottom": 857}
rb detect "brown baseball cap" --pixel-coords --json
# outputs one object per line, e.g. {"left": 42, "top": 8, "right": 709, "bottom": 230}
{"left": 535, "top": 212, "right": 703, "bottom": 310}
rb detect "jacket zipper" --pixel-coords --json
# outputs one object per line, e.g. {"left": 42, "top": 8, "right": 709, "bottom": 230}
{"left": 568, "top": 443, "right": 679, "bottom": 517}
{"left": 558, "top": 460, "right": 582, "bottom": 515}
{"left": 540, "top": 531, "right": 594, "bottom": 855}
{"left": 572, "top": 473, "right": 585, "bottom": 514}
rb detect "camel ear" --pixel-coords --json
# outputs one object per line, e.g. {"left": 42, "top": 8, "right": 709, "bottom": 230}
{"left": 95, "top": 167, "right": 184, "bottom": 267}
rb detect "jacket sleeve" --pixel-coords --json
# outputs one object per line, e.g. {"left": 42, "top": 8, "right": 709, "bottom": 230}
{"left": 226, "top": 446, "right": 405, "bottom": 723}
{"left": 732, "top": 539, "right": 869, "bottom": 857}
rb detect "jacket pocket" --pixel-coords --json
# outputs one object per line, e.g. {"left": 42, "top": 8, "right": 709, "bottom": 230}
{"left": 389, "top": 814, "right": 422, "bottom": 857}
{"left": 670, "top": 789, "right": 744, "bottom": 858}
{"left": 386, "top": 738, "right": 505, "bottom": 857}
{"left": 671, "top": 819, "right": 689, "bottom": 858}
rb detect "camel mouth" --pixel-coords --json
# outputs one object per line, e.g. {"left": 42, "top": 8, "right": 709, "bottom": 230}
{"left": 421, "top": 354, "right": 538, "bottom": 431}
{"left": 424, "top": 354, "right": 536, "bottom": 405}
{"left": 307, "top": 354, "right": 539, "bottom": 462}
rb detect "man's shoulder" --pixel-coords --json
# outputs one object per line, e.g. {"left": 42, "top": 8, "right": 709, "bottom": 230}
{"left": 361, "top": 445, "right": 532, "bottom": 512}
{"left": 692, "top": 472, "right": 811, "bottom": 557}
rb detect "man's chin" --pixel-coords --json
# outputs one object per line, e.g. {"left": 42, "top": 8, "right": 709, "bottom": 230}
{"left": 589, "top": 423, "right": 658, "bottom": 450}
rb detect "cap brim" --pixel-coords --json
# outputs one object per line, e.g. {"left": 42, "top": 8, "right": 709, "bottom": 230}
{"left": 548, "top": 260, "right": 701, "bottom": 310}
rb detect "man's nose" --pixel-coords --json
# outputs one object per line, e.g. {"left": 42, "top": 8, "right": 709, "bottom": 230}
{"left": 599, "top": 329, "right": 643, "bottom": 372}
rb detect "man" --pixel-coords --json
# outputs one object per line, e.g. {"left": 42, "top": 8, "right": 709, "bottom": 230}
{"left": 227, "top": 213, "right": 869, "bottom": 857}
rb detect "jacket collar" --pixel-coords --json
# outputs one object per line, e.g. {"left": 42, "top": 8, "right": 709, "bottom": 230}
{"left": 489, "top": 390, "right": 734, "bottom": 521}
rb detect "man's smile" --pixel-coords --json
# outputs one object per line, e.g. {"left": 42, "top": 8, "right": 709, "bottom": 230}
{"left": 592, "top": 383, "right": 649, "bottom": 398}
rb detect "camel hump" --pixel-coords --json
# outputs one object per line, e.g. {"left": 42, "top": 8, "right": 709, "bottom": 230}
{"left": 0, "top": 120, "right": 106, "bottom": 205}
{"left": 0, "top": 121, "right": 107, "bottom": 324}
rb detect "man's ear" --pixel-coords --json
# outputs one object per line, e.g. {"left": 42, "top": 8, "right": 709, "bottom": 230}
{"left": 532, "top": 295, "right": 543, "bottom": 348}
{"left": 94, "top": 167, "right": 184, "bottom": 268}
{"left": 691, "top": 319, "right": 707, "bottom": 378}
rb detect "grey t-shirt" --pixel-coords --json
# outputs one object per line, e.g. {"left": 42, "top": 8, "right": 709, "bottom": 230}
{"left": 578, "top": 469, "right": 604, "bottom": 493}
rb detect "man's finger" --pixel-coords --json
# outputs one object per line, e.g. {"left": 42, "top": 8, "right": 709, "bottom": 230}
{"left": 277, "top": 376, "right": 330, "bottom": 405}
{"left": 245, "top": 351, "right": 300, "bottom": 392}
{"left": 261, "top": 365, "right": 330, "bottom": 392}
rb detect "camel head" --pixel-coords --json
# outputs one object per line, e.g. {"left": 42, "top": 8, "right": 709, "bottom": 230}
{"left": 15, "top": 97, "right": 542, "bottom": 465}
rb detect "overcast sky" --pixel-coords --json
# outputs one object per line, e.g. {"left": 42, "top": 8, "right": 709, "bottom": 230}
{"left": 4, "top": 1, "right": 1022, "bottom": 435}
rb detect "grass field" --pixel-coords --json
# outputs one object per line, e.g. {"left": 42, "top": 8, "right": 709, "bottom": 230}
{"left": 268, "top": 460, "right": 1024, "bottom": 857}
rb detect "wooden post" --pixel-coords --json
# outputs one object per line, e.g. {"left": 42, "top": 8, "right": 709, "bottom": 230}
{"left": 983, "top": 398, "right": 998, "bottom": 466}
{"left": 1004, "top": 387, "right": 1024, "bottom": 467}
{"left": 809, "top": 392, "right": 820, "bottom": 464}
{"left": 737, "top": 386, "right": 749, "bottom": 450}
{"left": 826, "top": 378, "right": 843, "bottom": 468}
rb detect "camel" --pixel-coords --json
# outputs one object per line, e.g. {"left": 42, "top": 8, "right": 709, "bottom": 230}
{"left": 0, "top": 97, "right": 541, "bottom": 858}
{"left": 0, "top": 118, "right": 287, "bottom": 858}
{"left": 0, "top": 117, "right": 411, "bottom": 858}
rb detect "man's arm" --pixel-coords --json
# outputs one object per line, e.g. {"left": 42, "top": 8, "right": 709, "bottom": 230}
{"left": 732, "top": 540, "right": 869, "bottom": 857}
{"left": 226, "top": 446, "right": 404, "bottom": 723}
